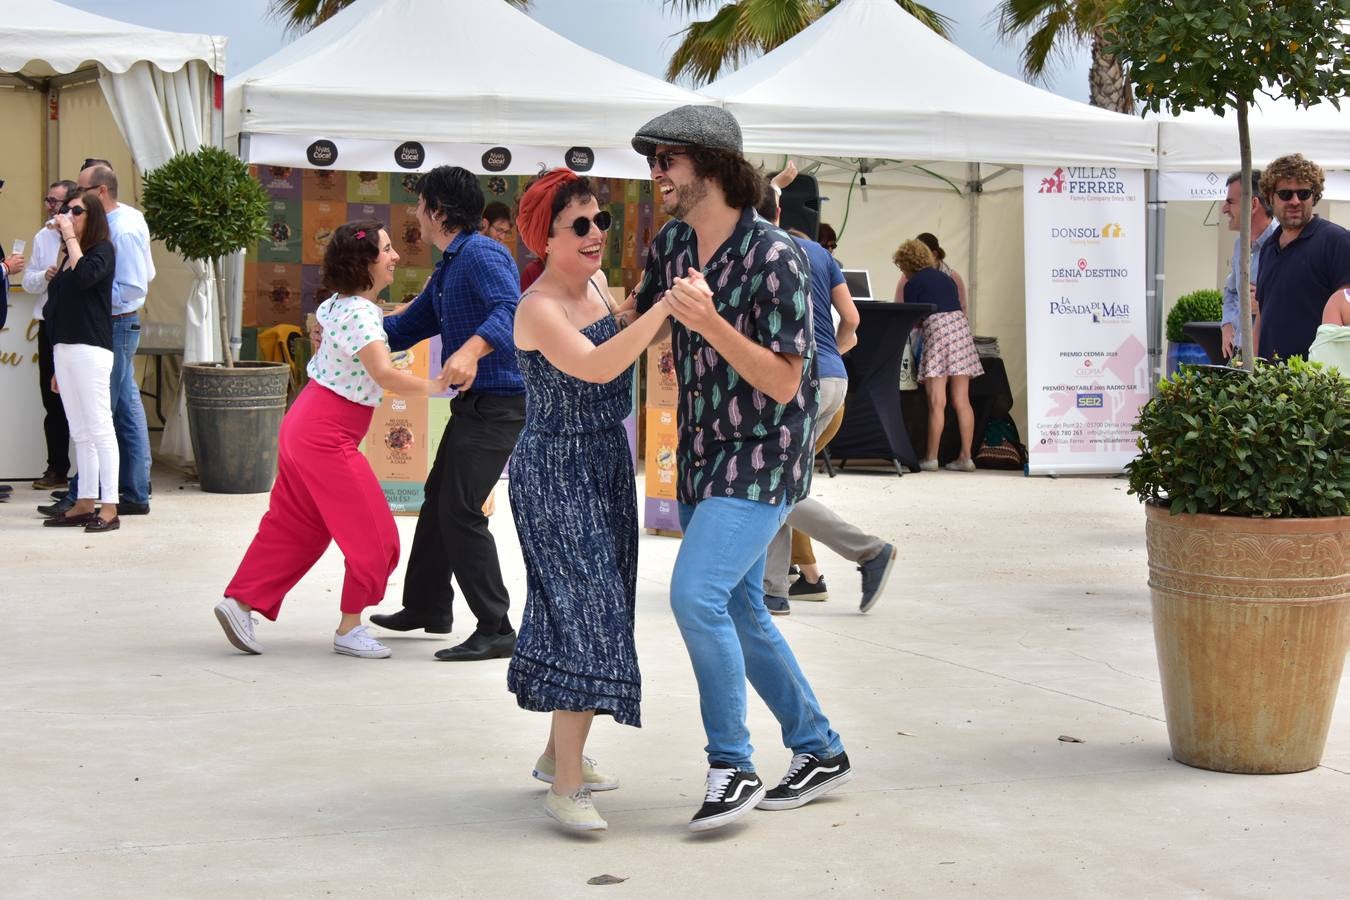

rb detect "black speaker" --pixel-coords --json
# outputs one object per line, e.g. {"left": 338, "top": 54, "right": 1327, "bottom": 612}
{"left": 778, "top": 173, "right": 820, "bottom": 238}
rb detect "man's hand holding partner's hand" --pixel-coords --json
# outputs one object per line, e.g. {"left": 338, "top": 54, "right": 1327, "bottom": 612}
{"left": 667, "top": 267, "right": 718, "bottom": 333}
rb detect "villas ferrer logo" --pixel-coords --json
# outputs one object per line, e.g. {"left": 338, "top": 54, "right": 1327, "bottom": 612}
{"left": 1038, "top": 166, "right": 1126, "bottom": 195}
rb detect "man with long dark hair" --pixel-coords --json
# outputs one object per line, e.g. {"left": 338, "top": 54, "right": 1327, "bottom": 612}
{"left": 632, "top": 106, "right": 852, "bottom": 832}
{"left": 370, "top": 166, "right": 526, "bottom": 662}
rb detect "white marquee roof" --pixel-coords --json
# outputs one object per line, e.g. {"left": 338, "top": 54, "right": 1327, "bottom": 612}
{"left": 703, "top": 0, "right": 1158, "bottom": 168}
{"left": 0, "top": 0, "right": 225, "bottom": 77}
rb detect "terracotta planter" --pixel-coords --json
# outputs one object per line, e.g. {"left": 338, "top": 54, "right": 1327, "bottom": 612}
{"left": 1145, "top": 504, "right": 1350, "bottom": 773}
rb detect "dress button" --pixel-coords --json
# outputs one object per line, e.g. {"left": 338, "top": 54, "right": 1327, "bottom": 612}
{"left": 733, "top": 432, "right": 742, "bottom": 438}
{"left": 725, "top": 488, "right": 734, "bottom": 495}
{"left": 692, "top": 389, "right": 701, "bottom": 398}
{"left": 779, "top": 453, "right": 789, "bottom": 461}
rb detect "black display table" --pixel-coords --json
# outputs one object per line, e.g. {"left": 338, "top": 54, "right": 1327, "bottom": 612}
{"left": 1182, "top": 321, "right": 1226, "bottom": 364}
{"left": 901, "top": 356, "right": 1015, "bottom": 465}
{"left": 825, "top": 301, "right": 935, "bottom": 475}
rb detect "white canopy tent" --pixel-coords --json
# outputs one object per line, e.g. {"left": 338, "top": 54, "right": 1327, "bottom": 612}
{"left": 1159, "top": 97, "right": 1350, "bottom": 173}
{"left": 226, "top": 0, "right": 705, "bottom": 178}
{"left": 700, "top": 0, "right": 1160, "bottom": 432}
{"left": 0, "top": 0, "right": 226, "bottom": 471}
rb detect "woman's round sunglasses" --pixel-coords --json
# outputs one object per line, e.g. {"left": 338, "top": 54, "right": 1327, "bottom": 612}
{"left": 561, "top": 209, "right": 612, "bottom": 237}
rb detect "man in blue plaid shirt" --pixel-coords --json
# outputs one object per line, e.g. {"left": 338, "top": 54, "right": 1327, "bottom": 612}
{"left": 371, "top": 166, "right": 526, "bottom": 662}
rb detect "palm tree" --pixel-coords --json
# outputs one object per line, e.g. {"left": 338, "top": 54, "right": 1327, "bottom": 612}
{"left": 664, "top": 0, "right": 953, "bottom": 86}
{"left": 992, "top": 0, "right": 1134, "bottom": 113}
{"left": 269, "top": 0, "right": 531, "bottom": 33}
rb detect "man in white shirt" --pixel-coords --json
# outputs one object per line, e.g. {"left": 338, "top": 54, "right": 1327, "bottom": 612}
{"left": 23, "top": 180, "right": 78, "bottom": 490}
{"left": 59, "top": 162, "right": 156, "bottom": 514}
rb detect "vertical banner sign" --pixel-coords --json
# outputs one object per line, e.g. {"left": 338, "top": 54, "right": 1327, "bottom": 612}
{"left": 1023, "top": 166, "right": 1148, "bottom": 475}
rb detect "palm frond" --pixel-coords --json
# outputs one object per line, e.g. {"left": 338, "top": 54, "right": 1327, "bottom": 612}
{"left": 666, "top": 4, "right": 751, "bottom": 84}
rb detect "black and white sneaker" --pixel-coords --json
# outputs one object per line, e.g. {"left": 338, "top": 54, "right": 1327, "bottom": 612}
{"left": 688, "top": 763, "right": 766, "bottom": 832}
{"left": 757, "top": 751, "right": 853, "bottom": 810}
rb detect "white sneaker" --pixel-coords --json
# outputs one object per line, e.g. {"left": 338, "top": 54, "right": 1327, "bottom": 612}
{"left": 214, "top": 598, "right": 261, "bottom": 654}
{"left": 532, "top": 754, "right": 620, "bottom": 791}
{"left": 333, "top": 624, "right": 391, "bottom": 659}
{"left": 544, "top": 786, "right": 607, "bottom": 832}
{"left": 918, "top": 459, "right": 939, "bottom": 472}
{"left": 944, "top": 458, "right": 976, "bottom": 472}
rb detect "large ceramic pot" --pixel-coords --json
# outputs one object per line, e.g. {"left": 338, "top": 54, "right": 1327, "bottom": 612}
{"left": 183, "top": 361, "right": 290, "bottom": 494}
{"left": 1145, "top": 504, "right": 1350, "bottom": 773}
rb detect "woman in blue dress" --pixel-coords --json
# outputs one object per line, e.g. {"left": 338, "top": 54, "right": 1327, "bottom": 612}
{"left": 509, "top": 170, "right": 671, "bottom": 832}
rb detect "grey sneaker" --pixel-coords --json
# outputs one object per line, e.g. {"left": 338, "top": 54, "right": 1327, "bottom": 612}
{"left": 213, "top": 598, "right": 261, "bottom": 655}
{"left": 765, "top": 595, "right": 790, "bottom": 616}
{"left": 858, "top": 543, "right": 896, "bottom": 613}
{"left": 944, "top": 458, "right": 976, "bottom": 472}
{"left": 918, "top": 459, "right": 939, "bottom": 472}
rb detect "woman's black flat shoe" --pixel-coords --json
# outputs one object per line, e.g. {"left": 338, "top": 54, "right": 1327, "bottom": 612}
{"left": 44, "top": 511, "right": 99, "bottom": 528}
{"left": 84, "top": 516, "right": 121, "bottom": 533}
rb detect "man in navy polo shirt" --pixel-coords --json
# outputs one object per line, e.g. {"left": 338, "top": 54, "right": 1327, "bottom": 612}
{"left": 1254, "top": 154, "right": 1350, "bottom": 361}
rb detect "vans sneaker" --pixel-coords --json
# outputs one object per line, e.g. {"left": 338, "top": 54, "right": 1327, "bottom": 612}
{"left": 858, "top": 543, "right": 896, "bottom": 613}
{"left": 544, "top": 786, "right": 607, "bottom": 832}
{"left": 944, "top": 458, "right": 976, "bottom": 472}
{"left": 757, "top": 751, "right": 853, "bottom": 810}
{"left": 764, "top": 595, "right": 790, "bottom": 616}
{"left": 533, "top": 754, "right": 620, "bottom": 791}
{"left": 213, "top": 598, "right": 261, "bottom": 655}
{"left": 918, "top": 459, "right": 939, "bottom": 472}
{"left": 333, "top": 625, "right": 392, "bottom": 659}
{"left": 689, "top": 764, "right": 765, "bottom": 832}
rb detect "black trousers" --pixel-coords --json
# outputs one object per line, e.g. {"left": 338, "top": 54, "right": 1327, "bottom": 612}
{"left": 37, "top": 320, "right": 71, "bottom": 476}
{"left": 402, "top": 391, "right": 525, "bottom": 634}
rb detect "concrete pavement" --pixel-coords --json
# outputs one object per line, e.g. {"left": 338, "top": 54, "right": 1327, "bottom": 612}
{"left": 4, "top": 465, "right": 1347, "bottom": 898}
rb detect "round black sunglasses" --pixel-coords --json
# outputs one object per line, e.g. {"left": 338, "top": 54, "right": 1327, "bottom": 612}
{"left": 562, "top": 209, "right": 612, "bottom": 237}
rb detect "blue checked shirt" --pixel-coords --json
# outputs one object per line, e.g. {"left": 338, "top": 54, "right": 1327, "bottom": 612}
{"left": 383, "top": 230, "right": 524, "bottom": 395}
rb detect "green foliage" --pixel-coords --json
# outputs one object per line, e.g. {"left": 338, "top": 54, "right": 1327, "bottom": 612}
{"left": 1165, "top": 289, "right": 1222, "bottom": 344}
{"left": 1104, "top": 0, "right": 1350, "bottom": 116}
{"left": 1127, "top": 358, "right": 1350, "bottom": 518}
{"left": 665, "top": 0, "right": 952, "bottom": 85}
{"left": 141, "top": 147, "right": 270, "bottom": 263}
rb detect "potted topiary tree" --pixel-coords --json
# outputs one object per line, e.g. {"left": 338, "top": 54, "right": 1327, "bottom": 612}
{"left": 1164, "top": 288, "right": 1222, "bottom": 373}
{"left": 142, "top": 147, "right": 288, "bottom": 493}
{"left": 1127, "top": 359, "right": 1349, "bottom": 773}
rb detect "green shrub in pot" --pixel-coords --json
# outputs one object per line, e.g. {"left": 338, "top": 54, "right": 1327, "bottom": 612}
{"left": 1164, "top": 289, "right": 1223, "bottom": 345}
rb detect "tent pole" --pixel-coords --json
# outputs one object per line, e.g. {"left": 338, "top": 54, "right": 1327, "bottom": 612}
{"left": 966, "top": 162, "right": 981, "bottom": 322}
{"left": 43, "top": 82, "right": 58, "bottom": 204}
{"left": 1145, "top": 170, "right": 1166, "bottom": 393}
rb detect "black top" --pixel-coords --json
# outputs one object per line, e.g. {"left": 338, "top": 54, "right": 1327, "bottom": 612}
{"left": 903, "top": 266, "right": 961, "bottom": 314}
{"left": 46, "top": 241, "right": 116, "bottom": 350}
{"left": 1255, "top": 216, "right": 1350, "bottom": 360}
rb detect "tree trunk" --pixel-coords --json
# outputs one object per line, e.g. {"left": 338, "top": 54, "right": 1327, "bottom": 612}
{"left": 1089, "top": 32, "right": 1135, "bottom": 114}
{"left": 1236, "top": 100, "right": 1255, "bottom": 371}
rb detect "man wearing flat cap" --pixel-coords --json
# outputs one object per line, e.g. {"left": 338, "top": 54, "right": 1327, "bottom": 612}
{"left": 632, "top": 104, "right": 852, "bottom": 832}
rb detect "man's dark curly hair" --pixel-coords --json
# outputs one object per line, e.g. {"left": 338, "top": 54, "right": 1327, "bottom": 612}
{"left": 417, "top": 165, "right": 485, "bottom": 235}
{"left": 688, "top": 147, "right": 763, "bottom": 210}
{"left": 322, "top": 220, "right": 384, "bottom": 295}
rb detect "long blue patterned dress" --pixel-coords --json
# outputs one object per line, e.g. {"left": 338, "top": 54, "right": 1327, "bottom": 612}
{"left": 506, "top": 314, "right": 641, "bottom": 726}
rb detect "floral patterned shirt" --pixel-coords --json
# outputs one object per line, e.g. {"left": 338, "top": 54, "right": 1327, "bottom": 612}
{"left": 307, "top": 294, "right": 387, "bottom": 407}
{"left": 636, "top": 207, "right": 818, "bottom": 507}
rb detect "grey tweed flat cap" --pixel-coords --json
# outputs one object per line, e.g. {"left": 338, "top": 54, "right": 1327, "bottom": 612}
{"left": 632, "top": 105, "right": 743, "bottom": 157}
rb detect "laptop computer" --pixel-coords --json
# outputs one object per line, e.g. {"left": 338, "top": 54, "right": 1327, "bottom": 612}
{"left": 841, "top": 269, "right": 873, "bottom": 301}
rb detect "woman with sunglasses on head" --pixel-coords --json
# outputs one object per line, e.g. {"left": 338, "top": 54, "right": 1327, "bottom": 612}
{"left": 213, "top": 222, "right": 455, "bottom": 660}
{"left": 507, "top": 169, "right": 670, "bottom": 833}
{"left": 42, "top": 191, "right": 120, "bottom": 532}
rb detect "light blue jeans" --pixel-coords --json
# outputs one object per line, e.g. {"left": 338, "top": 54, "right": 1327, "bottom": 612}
{"left": 67, "top": 313, "right": 151, "bottom": 504}
{"left": 673, "top": 497, "right": 844, "bottom": 771}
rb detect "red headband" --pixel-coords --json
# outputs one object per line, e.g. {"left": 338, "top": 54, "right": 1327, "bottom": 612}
{"left": 516, "top": 168, "right": 580, "bottom": 259}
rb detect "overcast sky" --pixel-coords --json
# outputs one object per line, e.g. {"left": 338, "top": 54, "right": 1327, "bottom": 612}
{"left": 57, "top": 0, "right": 1092, "bottom": 100}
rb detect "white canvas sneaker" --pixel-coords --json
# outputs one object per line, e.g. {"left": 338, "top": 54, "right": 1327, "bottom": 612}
{"left": 214, "top": 598, "right": 262, "bottom": 655}
{"left": 532, "top": 754, "right": 620, "bottom": 791}
{"left": 333, "top": 625, "right": 392, "bottom": 659}
{"left": 544, "top": 786, "right": 607, "bottom": 832}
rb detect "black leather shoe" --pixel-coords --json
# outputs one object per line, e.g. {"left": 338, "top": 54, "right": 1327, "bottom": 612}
{"left": 434, "top": 630, "right": 517, "bottom": 662}
{"left": 369, "top": 609, "right": 453, "bottom": 634}
{"left": 38, "top": 497, "right": 75, "bottom": 518}
{"left": 44, "top": 511, "right": 99, "bottom": 527}
{"left": 51, "top": 490, "right": 69, "bottom": 500}
{"left": 118, "top": 501, "right": 151, "bottom": 516}
{"left": 0, "top": 484, "right": 13, "bottom": 494}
